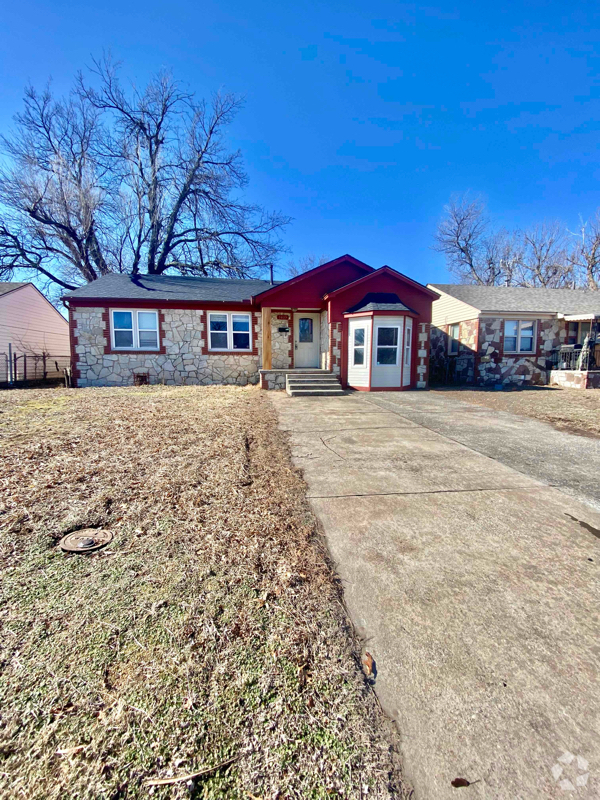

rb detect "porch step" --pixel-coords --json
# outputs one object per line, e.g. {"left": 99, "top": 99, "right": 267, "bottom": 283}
{"left": 287, "top": 387, "right": 346, "bottom": 396}
{"left": 286, "top": 372, "right": 344, "bottom": 396}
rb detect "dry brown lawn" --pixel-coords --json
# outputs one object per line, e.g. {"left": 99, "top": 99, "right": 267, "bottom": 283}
{"left": 435, "top": 386, "right": 600, "bottom": 437}
{"left": 0, "top": 385, "right": 407, "bottom": 800}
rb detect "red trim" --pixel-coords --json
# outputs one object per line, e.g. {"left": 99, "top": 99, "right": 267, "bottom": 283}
{"left": 200, "top": 310, "right": 208, "bottom": 355}
{"left": 343, "top": 308, "right": 419, "bottom": 318}
{"left": 201, "top": 309, "right": 260, "bottom": 356}
{"left": 102, "top": 308, "right": 167, "bottom": 355}
{"left": 369, "top": 317, "right": 374, "bottom": 390}
{"left": 251, "top": 254, "right": 374, "bottom": 303}
{"left": 68, "top": 298, "right": 254, "bottom": 311}
{"left": 323, "top": 266, "right": 439, "bottom": 301}
{"left": 340, "top": 318, "right": 348, "bottom": 388}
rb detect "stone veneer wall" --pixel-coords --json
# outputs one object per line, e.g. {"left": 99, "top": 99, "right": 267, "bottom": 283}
{"left": 271, "top": 312, "right": 293, "bottom": 369}
{"left": 429, "top": 320, "right": 478, "bottom": 383}
{"left": 476, "top": 317, "right": 565, "bottom": 386}
{"left": 429, "top": 325, "right": 447, "bottom": 365}
{"left": 72, "top": 306, "right": 262, "bottom": 387}
{"left": 549, "top": 370, "right": 600, "bottom": 389}
{"left": 329, "top": 321, "right": 343, "bottom": 376}
{"left": 320, "top": 310, "right": 329, "bottom": 369}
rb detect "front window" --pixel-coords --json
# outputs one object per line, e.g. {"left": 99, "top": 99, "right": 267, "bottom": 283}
{"left": 353, "top": 327, "right": 365, "bottom": 366}
{"left": 449, "top": 323, "right": 460, "bottom": 354}
{"left": 111, "top": 310, "right": 158, "bottom": 350}
{"left": 504, "top": 320, "right": 535, "bottom": 354}
{"left": 376, "top": 326, "right": 399, "bottom": 365}
{"left": 208, "top": 312, "right": 252, "bottom": 351}
{"left": 567, "top": 321, "right": 591, "bottom": 345}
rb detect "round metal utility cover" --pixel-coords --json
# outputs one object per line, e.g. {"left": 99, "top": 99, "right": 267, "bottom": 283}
{"left": 59, "top": 529, "right": 113, "bottom": 553}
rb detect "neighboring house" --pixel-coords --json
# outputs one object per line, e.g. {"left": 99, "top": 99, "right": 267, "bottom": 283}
{"left": 0, "top": 282, "right": 69, "bottom": 355}
{"left": 63, "top": 255, "right": 437, "bottom": 391}
{"left": 428, "top": 283, "right": 600, "bottom": 388}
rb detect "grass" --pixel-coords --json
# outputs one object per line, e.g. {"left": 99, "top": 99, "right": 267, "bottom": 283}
{"left": 433, "top": 385, "right": 600, "bottom": 437}
{"left": 0, "top": 385, "right": 408, "bottom": 800}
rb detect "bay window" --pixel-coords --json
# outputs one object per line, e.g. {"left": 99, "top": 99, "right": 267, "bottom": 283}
{"left": 208, "top": 312, "right": 251, "bottom": 351}
{"left": 376, "top": 326, "right": 399, "bottom": 365}
{"left": 352, "top": 327, "right": 365, "bottom": 366}
{"left": 504, "top": 320, "right": 535, "bottom": 354}
{"left": 111, "top": 310, "right": 159, "bottom": 350}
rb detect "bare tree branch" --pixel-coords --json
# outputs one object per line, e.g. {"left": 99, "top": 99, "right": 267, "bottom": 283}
{"left": 0, "top": 57, "right": 290, "bottom": 291}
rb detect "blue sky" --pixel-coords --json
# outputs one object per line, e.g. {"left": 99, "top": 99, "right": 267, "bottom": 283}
{"left": 2, "top": 0, "right": 600, "bottom": 284}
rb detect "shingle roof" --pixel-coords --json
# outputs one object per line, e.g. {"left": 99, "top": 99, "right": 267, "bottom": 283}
{"left": 0, "top": 282, "right": 28, "bottom": 297}
{"left": 346, "top": 292, "right": 415, "bottom": 314}
{"left": 63, "top": 273, "right": 278, "bottom": 303}
{"left": 431, "top": 284, "right": 600, "bottom": 315}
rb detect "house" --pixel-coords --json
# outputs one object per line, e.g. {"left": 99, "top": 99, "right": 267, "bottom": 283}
{"left": 428, "top": 283, "right": 600, "bottom": 388}
{"left": 0, "top": 282, "right": 69, "bottom": 355}
{"left": 62, "top": 255, "right": 437, "bottom": 392}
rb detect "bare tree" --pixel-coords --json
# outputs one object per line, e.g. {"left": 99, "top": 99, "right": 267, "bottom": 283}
{"left": 568, "top": 214, "right": 600, "bottom": 290}
{"left": 433, "top": 194, "right": 517, "bottom": 285}
{"left": 434, "top": 194, "right": 576, "bottom": 288}
{"left": 515, "top": 223, "right": 574, "bottom": 288}
{"left": 286, "top": 253, "right": 329, "bottom": 278}
{"left": 0, "top": 57, "right": 290, "bottom": 291}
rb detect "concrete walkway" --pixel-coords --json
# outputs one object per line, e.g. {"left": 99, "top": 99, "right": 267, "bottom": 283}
{"left": 270, "top": 392, "right": 600, "bottom": 800}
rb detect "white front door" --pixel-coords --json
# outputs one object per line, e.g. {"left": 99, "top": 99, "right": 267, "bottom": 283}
{"left": 294, "top": 313, "right": 320, "bottom": 368}
{"left": 371, "top": 317, "right": 404, "bottom": 388}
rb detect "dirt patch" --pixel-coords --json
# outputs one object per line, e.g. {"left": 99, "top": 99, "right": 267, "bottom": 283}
{"left": 0, "top": 385, "right": 408, "bottom": 799}
{"left": 434, "top": 386, "right": 600, "bottom": 438}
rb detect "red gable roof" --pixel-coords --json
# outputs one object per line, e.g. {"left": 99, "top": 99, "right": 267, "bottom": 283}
{"left": 323, "top": 266, "right": 439, "bottom": 302}
{"left": 325, "top": 266, "right": 439, "bottom": 324}
{"left": 252, "top": 254, "right": 374, "bottom": 307}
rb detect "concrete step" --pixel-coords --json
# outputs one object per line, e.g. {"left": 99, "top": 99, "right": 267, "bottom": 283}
{"left": 287, "top": 380, "right": 341, "bottom": 388}
{"left": 288, "top": 387, "right": 345, "bottom": 397}
{"left": 287, "top": 377, "right": 340, "bottom": 386}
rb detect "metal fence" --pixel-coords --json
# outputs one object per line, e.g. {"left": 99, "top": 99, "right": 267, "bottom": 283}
{"left": 0, "top": 351, "right": 71, "bottom": 387}
{"left": 549, "top": 345, "right": 600, "bottom": 372}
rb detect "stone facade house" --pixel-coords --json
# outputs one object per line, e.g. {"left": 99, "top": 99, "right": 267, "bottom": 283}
{"left": 63, "top": 255, "right": 437, "bottom": 392}
{"left": 428, "top": 284, "right": 600, "bottom": 388}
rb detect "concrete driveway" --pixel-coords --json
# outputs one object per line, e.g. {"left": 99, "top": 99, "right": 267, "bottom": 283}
{"left": 269, "top": 391, "right": 600, "bottom": 800}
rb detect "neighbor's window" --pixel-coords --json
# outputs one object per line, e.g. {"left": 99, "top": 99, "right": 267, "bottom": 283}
{"left": 567, "top": 321, "right": 591, "bottom": 345}
{"left": 376, "top": 326, "right": 399, "bottom": 365}
{"left": 353, "top": 327, "right": 366, "bottom": 366}
{"left": 208, "top": 312, "right": 251, "bottom": 351}
{"left": 504, "top": 320, "right": 535, "bottom": 353}
{"left": 448, "top": 323, "right": 460, "bottom": 354}
{"left": 111, "top": 310, "right": 159, "bottom": 350}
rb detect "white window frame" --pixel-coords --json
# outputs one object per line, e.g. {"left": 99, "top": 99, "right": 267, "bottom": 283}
{"left": 448, "top": 323, "right": 460, "bottom": 354}
{"left": 352, "top": 326, "right": 367, "bottom": 368}
{"left": 208, "top": 311, "right": 252, "bottom": 352}
{"left": 111, "top": 309, "right": 159, "bottom": 351}
{"left": 504, "top": 319, "right": 536, "bottom": 354}
{"left": 375, "top": 325, "right": 400, "bottom": 366}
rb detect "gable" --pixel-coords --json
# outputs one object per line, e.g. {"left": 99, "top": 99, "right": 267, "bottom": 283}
{"left": 328, "top": 267, "right": 438, "bottom": 323}
{"left": 253, "top": 255, "right": 373, "bottom": 308}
